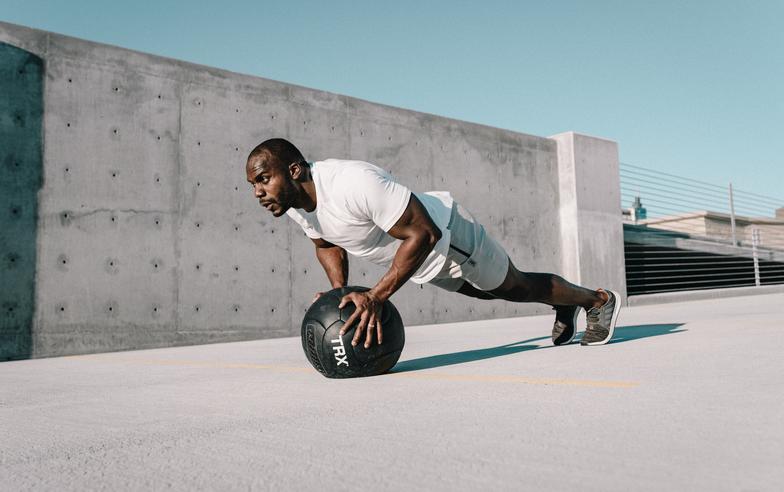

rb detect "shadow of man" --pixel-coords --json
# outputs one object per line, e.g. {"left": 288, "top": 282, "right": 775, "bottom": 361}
{"left": 391, "top": 323, "right": 686, "bottom": 374}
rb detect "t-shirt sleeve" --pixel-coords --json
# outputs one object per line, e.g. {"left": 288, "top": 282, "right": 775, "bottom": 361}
{"left": 345, "top": 167, "right": 412, "bottom": 232}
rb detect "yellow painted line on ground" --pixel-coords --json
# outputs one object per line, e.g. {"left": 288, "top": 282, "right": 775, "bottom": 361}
{"left": 70, "top": 355, "right": 638, "bottom": 388}
{"left": 72, "top": 355, "right": 310, "bottom": 373}
{"left": 390, "top": 371, "right": 639, "bottom": 388}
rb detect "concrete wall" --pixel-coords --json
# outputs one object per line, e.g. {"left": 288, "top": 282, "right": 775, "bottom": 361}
{"left": 0, "top": 22, "right": 625, "bottom": 359}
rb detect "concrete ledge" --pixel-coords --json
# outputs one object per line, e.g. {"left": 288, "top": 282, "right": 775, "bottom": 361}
{"left": 627, "top": 284, "right": 784, "bottom": 307}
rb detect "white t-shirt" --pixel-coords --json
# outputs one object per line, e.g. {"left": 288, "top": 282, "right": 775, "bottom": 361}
{"left": 286, "top": 159, "right": 453, "bottom": 284}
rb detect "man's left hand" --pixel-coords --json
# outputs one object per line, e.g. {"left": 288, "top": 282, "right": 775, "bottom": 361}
{"left": 338, "top": 291, "right": 384, "bottom": 348}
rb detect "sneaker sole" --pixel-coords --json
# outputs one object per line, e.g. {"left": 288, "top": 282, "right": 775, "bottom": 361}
{"left": 553, "top": 306, "right": 581, "bottom": 346}
{"left": 564, "top": 306, "right": 580, "bottom": 344}
{"left": 582, "top": 289, "right": 621, "bottom": 346}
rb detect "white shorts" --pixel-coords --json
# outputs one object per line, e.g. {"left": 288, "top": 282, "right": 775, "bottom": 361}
{"left": 427, "top": 202, "right": 510, "bottom": 292}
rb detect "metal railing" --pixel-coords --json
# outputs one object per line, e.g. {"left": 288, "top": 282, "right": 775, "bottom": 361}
{"left": 619, "top": 162, "right": 784, "bottom": 295}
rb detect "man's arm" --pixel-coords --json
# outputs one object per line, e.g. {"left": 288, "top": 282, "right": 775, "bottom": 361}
{"left": 339, "top": 194, "right": 442, "bottom": 347}
{"left": 369, "top": 194, "right": 442, "bottom": 302}
{"left": 312, "top": 237, "right": 349, "bottom": 289}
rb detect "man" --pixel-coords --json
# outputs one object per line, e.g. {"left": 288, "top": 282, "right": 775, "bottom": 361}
{"left": 246, "top": 138, "right": 621, "bottom": 350}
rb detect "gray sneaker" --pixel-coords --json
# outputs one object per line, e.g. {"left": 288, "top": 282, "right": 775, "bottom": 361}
{"left": 552, "top": 305, "right": 580, "bottom": 345}
{"left": 581, "top": 289, "right": 621, "bottom": 346}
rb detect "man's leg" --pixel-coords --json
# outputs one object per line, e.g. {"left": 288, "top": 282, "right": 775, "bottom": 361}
{"left": 485, "top": 258, "right": 620, "bottom": 346}
{"left": 451, "top": 271, "right": 596, "bottom": 345}
{"left": 433, "top": 200, "right": 620, "bottom": 345}
{"left": 488, "top": 258, "right": 607, "bottom": 310}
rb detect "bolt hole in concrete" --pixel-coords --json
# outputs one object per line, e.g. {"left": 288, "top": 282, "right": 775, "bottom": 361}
{"left": 66, "top": 123, "right": 71, "bottom": 127}
{"left": 155, "top": 219, "right": 160, "bottom": 225}
{"left": 197, "top": 182, "right": 201, "bottom": 187}
{"left": 195, "top": 306, "right": 200, "bottom": 312}
{"left": 195, "top": 264, "right": 201, "bottom": 271}
{"left": 195, "top": 222, "right": 200, "bottom": 228}
{"left": 271, "top": 308, "right": 275, "bottom": 313}
{"left": 271, "top": 267, "right": 275, "bottom": 273}
{"left": 67, "top": 78, "right": 72, "bottom": 83}
{"left": 197, "top": 141, "right": 201, "bottom": 146}
{"left": 113, "top": 129, "right": 117, "bottom": 135}
{"left": 157, "top": 94, "right": 162, "bottom": 99}
{"left": 65, "top": 167, "right": 69, "bottom": 172}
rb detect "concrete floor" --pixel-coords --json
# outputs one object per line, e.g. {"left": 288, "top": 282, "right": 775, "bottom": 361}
{"left": 1, "top": 293, "right": 782, "bottom": 491}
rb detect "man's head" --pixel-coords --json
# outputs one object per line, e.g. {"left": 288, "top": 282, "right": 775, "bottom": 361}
{"left": 246, "top": 138, "right": 310, "bottom": 217}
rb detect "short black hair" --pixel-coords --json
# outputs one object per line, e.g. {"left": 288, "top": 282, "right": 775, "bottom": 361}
{"left": 247, "top": 138, "right": 306, "bottom": 170}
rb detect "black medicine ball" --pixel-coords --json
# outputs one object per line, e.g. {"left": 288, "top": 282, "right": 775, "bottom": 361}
{"left": 301, "top": 286, "right": 405, "bottom": 378}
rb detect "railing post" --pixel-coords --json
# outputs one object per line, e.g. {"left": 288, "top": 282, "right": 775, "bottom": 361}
{"left": 752, "top": 227, "right": 761, "bottom": 287}
{"left": 729, "top": 182, "right": 737, "bottom": 246}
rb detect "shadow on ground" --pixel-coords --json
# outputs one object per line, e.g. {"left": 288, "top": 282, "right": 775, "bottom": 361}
{"left": 609, "top": 323, "right": 686, "bottom": 344}
{"left": 391, "top": 323, "right": 685, "bottom": 373}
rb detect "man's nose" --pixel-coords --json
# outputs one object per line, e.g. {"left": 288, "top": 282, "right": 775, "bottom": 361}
{"left": 254, "top": 183, "right": 265, "bottom": 197}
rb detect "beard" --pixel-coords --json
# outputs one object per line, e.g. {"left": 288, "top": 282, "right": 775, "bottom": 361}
{"left": 269, "top": 179, "right": 299, "bottom": 216}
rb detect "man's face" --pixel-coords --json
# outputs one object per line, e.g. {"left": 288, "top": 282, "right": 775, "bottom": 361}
{"left": 246, "top": 158, "right": 298, "bottom": 217}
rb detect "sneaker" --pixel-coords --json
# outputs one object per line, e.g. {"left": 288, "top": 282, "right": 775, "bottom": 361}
{"left": 581, "top": 289, "right": 621, "bottom": 346}
{"left": 552, "top": 305, "right": 580, "bottom": 345}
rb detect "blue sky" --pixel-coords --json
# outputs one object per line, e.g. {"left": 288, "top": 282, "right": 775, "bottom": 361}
{"left": 2, "top": 0, "right": 782, "bottom": 204}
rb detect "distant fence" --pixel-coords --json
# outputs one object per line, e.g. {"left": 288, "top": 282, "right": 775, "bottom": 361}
{"left": 619, "top": 163, "right": 784, "bottom": 295}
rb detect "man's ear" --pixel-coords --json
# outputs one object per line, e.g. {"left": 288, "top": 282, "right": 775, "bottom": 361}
{"left": 289, "top": 161, "right": 304, "bottom": 180}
